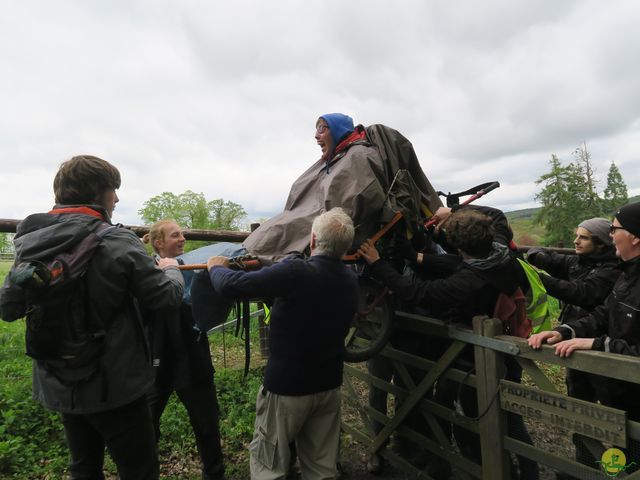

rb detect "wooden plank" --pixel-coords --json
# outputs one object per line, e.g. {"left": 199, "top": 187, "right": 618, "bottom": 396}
{"left": 394, "top": 423, "right": 482, "bottom": 478}
{"left": 344, "top": 359, "right": 477, "bottom": 405}
{"left": 362, "top": 389, "right": 480, "bottom": 434}
{"left": 342, "top": 417, "right": 472, "bottom": 479}
{"left": 344, "top": 363, "right": 402, "bottom": 397}
{"left": 474, "top": 316, "right": 510, "bottom": 480}
{"left": 395, "top": 312, "right": 519, "bottom": 354}
{"left": 629, "top": 419, "right": 640, "bottom": 440}
{"left": 422, "top": 411, "right": 454, "bottom": 453}
{"left": 382, "top": 449, "right": 431, "bottom": 480}
{"left": 386, "top": 358, "right": 454, "bottom": 450}
{"left": 578, "top": 437, "right": 606, "bottom": 469}
{"left": 341, "top": 421, "right": 372, "bottom": 446}
{"left": 515, "top": 356, "right": 559, "bottom": 393}
{"left": 380, "top": 344, "right": 478, "bottom": 388}
{"left": 500, "top": 336, "right": 640, "bottom": 384}
{"left": 370, "top": 341, "right": 467, "bottom": 452}
{"left": 392, "top": 359, "right": 417, "bottom": 394}
{"left": 504, "top": 436, "right": 607, "bottom": 479}
{"left": 500, "top": 380, "right": 627, "bottom": 446}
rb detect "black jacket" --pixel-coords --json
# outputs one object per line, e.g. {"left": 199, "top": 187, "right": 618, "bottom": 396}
{"left": 146, "top": 301, "right": 214, "bottom": 392}
{"left": 531, "top": 248, "right": 620, "bottom": 323}
{"left": 557, "top": 256, "right": 640, "bottom": 417}
{"left": 559, "top": 256, "right": 640, "bottom": 356}
{"left": 370, "top": 243, "right": 528, "bottom": 326}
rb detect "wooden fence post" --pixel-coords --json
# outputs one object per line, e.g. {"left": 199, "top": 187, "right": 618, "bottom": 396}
{"left": 473, "top": 316, "right": 510, "bottom": 480}
{"left": 249, "top": 222, "right": 270, "bottom": 358}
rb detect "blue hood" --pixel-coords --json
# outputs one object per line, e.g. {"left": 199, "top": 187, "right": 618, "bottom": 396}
{"left": 319, "top": 113, "right": 355, "bottom": 145}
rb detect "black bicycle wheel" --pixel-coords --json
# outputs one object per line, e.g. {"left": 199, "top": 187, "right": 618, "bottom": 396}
{"left": 344, "top": 278, "right": 393, "bottom": 363}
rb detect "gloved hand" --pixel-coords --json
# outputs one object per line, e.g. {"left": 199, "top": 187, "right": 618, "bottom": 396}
{"left": 409, "top": 228, "right": 434, "bottom": 253}
{"left": 526, "top": 247, "right": 548, "bottom": 267}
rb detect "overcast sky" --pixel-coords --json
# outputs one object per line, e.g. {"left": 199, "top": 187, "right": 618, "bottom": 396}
{"left": 2, "top": 0, "right": 639, "bottom": 227}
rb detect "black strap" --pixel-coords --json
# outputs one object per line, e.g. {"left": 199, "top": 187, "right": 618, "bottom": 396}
{"left": 234, "top": 300, "right": 242, "bottom": 337}
{"left": 242, "top": 300, "right": 251, "bottom": 378}
{"left": 437, "top": 181, "right": 499, "bottom": 207}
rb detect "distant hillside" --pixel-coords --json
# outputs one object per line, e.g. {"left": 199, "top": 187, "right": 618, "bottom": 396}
{"left": 504, "top": 194, "right": 639, "bottom": 246}
{"left": 504, "top": 208, "right": 539, "bottom": 222}
{"left": 504, "top": 194, "right": 640, "bottom": 221}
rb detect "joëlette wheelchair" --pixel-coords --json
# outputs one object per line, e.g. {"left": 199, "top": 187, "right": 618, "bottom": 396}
{"left": 178, "top": 182, "right": 499, "bottom": 364}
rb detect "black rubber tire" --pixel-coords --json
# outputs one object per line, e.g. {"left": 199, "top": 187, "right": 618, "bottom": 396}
{"left": 343, "top": 278, "right": 393, "bottom": 363}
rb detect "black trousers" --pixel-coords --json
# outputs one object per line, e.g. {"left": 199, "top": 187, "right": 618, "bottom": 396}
{"left": 565, "top": 369, "right": 600, "bottom": 469}
{"left": 147, "top": 378, "right": 224, "bottom": 478}
{"left": 61, "top": 395, "right": 158, "bottom": 480}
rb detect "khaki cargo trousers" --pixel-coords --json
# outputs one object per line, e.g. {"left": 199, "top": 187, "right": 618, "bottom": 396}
{"left": 249, "top": 386, "right": 341, "bottom": 480}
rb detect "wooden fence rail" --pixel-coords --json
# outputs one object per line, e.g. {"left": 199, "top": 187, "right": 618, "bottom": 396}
{"left": 1, "top": 217, "right": 576, "bottom": 255}
{"left": 0, "top": 218, "right": 251, "bottom": 242}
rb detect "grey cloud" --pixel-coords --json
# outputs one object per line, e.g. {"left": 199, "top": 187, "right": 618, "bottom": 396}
{"left": 2, "top": 1, "right": 640, "bottom": 227}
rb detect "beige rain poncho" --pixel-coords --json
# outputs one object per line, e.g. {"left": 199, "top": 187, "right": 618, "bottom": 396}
{"left": 244, "top": 124, "right": 443, "bottom": 262}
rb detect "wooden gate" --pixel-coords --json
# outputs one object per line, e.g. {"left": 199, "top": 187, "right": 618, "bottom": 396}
{"left": 341, "top": 311, "right": 640, "bottom": 479}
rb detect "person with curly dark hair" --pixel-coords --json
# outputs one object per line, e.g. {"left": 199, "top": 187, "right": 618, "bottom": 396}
{"left": 358, "top": 208, "right": 539, "bottom": 479}
{"left": 359, "top": 209, "right": 526, "bottom": 324}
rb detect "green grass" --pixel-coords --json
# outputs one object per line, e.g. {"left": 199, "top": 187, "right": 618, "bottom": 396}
{"left": 510, "top": 217, "right": 546, "bottom": 246}
{"left": 0, "top": 316, "right": 264, "bottom": 479}
{"left": 0, "top": 320, "right": 69, "bottom": 478}
{"left": 0, "top": 261, "right": 11, "bottom": 279}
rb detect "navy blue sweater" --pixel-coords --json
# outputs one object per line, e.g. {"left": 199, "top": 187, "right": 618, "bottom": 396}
{"left": 210, "top": 255, "right": 358, "bottom": 395}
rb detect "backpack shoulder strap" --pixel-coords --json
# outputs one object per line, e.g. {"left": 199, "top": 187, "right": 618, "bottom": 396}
{"left": 93, "top": 222, "right": 118, "bottom": 238}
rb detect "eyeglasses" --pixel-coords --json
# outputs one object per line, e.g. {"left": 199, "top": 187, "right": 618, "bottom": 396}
{"left": 610, "top": 225, "right": 626, "bottom": 234}
{"left": 316, "top": 124, "right": 330, "bottom": 134}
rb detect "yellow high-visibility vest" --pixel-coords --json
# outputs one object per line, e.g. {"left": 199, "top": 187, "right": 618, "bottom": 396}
{"left": 517, "top": 258, "right": 560, "bottom": 334}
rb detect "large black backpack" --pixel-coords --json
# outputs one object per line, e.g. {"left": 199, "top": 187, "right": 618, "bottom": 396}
{"left": 9, "top": 221, "right": 116, "bottom": 385}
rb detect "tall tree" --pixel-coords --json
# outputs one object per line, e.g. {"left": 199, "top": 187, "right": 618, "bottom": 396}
{"left": 603, "top": 161, "right": 628, "bottom": 214}
{"left": 0, "top": 233, "right": 11, "bottom": 254}
{"left": 138, "top": 190, "right": 246, "bottom": 231}
{"left": 534, "top": 155, "right": 590, "bottom": 246}
{"left": 208, "top": 198, "right": 247, "bottom": 230}
{"left": 572, "top": 142, "right": 603, "bottom": 216}
{"left": 535, "top": 144, "right": 631, "bottom": 246}
{"left": 179, "top": 190, "right": 211, "bottom": 229}
{"left": 138, "top": 192, "right": 187, "bottom": 226}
